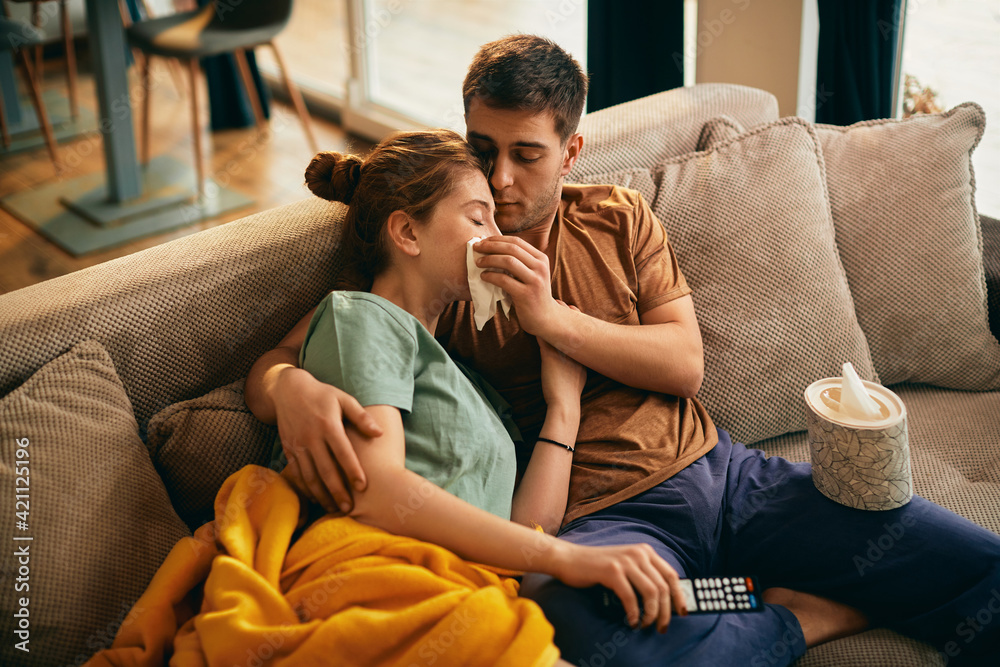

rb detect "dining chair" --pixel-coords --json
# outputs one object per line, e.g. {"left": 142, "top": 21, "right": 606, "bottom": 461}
{"left": 4, "top": 0, "right": 78, "bottom": 118}
{"left": 0, "top": 16, "right": 60, "bottom": 167}
{"left": 127, "top": 0, "right": 317, "bottom": 197}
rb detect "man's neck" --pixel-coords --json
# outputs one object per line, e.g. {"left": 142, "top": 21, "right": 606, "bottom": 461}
{"left": 512, "top": 205, "right": 561, "bottom": 254}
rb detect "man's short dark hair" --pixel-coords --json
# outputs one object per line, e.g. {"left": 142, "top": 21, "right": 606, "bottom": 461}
{"left": 463, "top": 34, "right": 589, "bottom": 143}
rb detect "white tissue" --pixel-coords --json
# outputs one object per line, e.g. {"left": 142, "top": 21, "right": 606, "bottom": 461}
{"left": 466, "top": 237, "right": 512, "bottom": 330}
{"left": 839, "top": 362, "right": 883, "bottom": 421}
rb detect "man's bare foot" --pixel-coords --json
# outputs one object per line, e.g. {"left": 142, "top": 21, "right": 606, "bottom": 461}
{"left": 762, "top": 587, "right": 869, "bottom": 647}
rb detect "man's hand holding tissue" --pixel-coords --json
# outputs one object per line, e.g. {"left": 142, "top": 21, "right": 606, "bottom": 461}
{"left": 472, "top": 236, "right": 562, "bottom": 338}
{"left": 473, "top": 236, "right": 706, "bottom": 399}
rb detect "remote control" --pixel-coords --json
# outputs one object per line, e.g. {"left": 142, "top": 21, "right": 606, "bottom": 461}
{"left": 677, "top": 576, "right": 763, "bottom": 614}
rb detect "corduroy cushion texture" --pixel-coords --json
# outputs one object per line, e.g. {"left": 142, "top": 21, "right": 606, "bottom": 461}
{"left": 652, "top": 117, "right": 877, "bottom": 444}
{"left": 568, "top": 83, "right": 778, "bottom": 180}
{"left": 146, "top": 378, "right": 277, "bottom": 530}
{"left": 814, "top": 104, "right": 1000, "bottom": 389}
{"left": 0, "top": 340, "right": 190, "bottom": 667}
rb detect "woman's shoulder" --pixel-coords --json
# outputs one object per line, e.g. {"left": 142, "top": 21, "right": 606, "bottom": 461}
{"left": 303, "top": 292, "right": 424, "bottom": 362}
{"left": 316, "top": 291, "right": 420, "bottom": 336}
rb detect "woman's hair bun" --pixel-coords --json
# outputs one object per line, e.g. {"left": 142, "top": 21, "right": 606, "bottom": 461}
{"left": 305, "top": 151, "right": 363, "bottom": 204}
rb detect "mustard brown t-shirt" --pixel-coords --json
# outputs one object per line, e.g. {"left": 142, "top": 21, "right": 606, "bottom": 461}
{"left": 436, "top": 184, "right": 718, "bottom": 525}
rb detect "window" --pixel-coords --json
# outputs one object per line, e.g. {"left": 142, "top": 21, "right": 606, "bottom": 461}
{"left": 898, "top": 0, "right": 1000, "bottom": 216}
{"left": 258, "top": 0, "right": 586, "bottom": 140}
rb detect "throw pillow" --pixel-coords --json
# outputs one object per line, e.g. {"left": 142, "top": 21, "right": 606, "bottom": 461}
{"left": 0, "top": 340, "right": 189, "bottom": 667}
{"left": 146, "top": 378, "right": 276, "bottom": 530}
{"left": 572, "top": 167, "right": 659, "bottom": 207}
{"left": 653, "top": 117, "right": 877, "bottom": 444}
{"left": 815, "top": 103, "right": 1000, "bottom": 388}
{"left": 696, "top": 115, "right": 745, "bottom": 151}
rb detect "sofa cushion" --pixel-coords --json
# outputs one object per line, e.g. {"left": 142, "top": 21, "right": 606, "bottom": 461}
{"left": 696, "top": 114, "right": 745, "bottom": 151}
{"left": 813, "top": 104, "right": 1000, "bottom": 389}
{"left": 753, "top": 384, "right": 999, "bottom": 665}
{"left": 146, "top": 378, "right": 276, "bottom": 530}
{"left": 569, "top": 84, "right": 778, "bottom": 181}
{"left": 651, "top": 117, "right": 877, "bottom": 444}
{"left": 0, "top": 340, "right": 189, "bottom": 667}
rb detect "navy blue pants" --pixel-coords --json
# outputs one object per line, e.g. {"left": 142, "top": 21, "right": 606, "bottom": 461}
{"left": 520, "top": 429, "right": 1000, "bottom": 666}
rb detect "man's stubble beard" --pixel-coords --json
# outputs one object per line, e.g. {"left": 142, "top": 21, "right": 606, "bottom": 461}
{"left": 501, "top": 173, "right": 564, "bottom": 235}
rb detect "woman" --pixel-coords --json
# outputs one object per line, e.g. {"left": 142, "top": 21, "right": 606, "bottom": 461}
{"left": 87, "top": 130, "right": 682, "bottom": 667}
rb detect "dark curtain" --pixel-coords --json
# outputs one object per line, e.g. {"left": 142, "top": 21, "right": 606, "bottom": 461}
{"left": 815, "top": 0, "right": 903, "bottom": 125}
{"left": 586, "top": 0, "right": 684, "bottom": 113}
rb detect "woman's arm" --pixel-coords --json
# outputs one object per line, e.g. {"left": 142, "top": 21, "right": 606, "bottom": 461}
{"left": 511, "top": 320, "right": 586, "bottom": 534}
{"left": 510, "top": 406, "right": 577, "bottom": 534}
{"left": 347, "top": 404, "right": 686, "bottom": 632}
{"left": 245, "top": 303, "right": 381, "bottom": 514}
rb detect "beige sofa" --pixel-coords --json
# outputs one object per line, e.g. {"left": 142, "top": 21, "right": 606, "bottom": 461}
{"left": 1, "top": 83, "right": 998, "bottom": 666}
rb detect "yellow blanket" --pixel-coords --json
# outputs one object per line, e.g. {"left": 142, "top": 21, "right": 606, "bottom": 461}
{"left": 86, "top": 465, "right": 559, "bottom": 667}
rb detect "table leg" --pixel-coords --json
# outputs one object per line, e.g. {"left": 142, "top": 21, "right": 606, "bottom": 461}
{"left": 84, "top": 0, "right": 141, "bottom": 202}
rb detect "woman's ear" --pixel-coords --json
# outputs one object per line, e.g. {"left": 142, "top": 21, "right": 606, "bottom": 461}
{"left": 385, "top": 210, "right": 421, "bottom": 258}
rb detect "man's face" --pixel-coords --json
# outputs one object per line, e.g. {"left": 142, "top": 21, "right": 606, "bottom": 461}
{"left": 465, "top": 102, "right": 578, "bottom": 234}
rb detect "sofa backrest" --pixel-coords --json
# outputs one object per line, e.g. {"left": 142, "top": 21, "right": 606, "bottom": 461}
{"left": 569, "top": 83, "right": 778, "bottom": 180}
{"left": 0, "top": 198, "right": 346, "bottom": 433}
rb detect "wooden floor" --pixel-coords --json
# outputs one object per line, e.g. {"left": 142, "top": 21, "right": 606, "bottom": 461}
{"left": 0, "top": 57, "right": 373, "bottom": 296}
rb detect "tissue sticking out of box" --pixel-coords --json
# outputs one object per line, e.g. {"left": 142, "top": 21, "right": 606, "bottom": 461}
{"left": 466, "top": 237, "right": 512, "bottom": 331}
{"left": 838, "top": 362, "right": 884, "bottom": 422}
{"left": 804, "top": 365, "right": 911, "bottom": 511}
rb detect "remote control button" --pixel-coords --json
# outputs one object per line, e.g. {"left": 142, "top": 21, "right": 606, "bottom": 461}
{"left": 733, "top": 585, "right": 746, "bottom": 592}
{"left": 723, "top": 577, "right": 730, "bottom": 585}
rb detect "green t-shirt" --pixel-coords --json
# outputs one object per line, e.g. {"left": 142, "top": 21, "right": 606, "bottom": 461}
{"left": 272, "top": 292, "right": 518, "bottom": 519}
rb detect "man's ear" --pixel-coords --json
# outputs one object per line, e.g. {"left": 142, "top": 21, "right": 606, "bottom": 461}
{"left": 560, "top": 132, "right": 584, "bottom": 177}
{"left": 386, "top": 210, "right": 421, "bottom": 257}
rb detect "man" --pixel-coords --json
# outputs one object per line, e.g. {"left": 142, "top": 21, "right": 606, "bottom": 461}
{"left": 246, "top": 35, "right": 1000, "bottom": 665}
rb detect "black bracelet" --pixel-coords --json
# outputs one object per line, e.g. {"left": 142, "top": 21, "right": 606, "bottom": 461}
{"left": 537, "top": 436, "right": 575, "bottom": 453}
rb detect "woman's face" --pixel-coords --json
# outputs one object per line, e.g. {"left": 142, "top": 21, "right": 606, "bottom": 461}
{"left": 417, "top": 168, "right": 500, "bottom": 302}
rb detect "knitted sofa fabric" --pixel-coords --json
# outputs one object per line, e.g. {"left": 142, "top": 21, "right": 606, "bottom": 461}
{"left": 815, "top": 104, "right": 1000, "bottom": 389}
{"left": 0, "top": 340, "right": 190, "bottom": 666}
{"left": 651, "top": 118, "right": 876, "bottom": 444}
{"left": 0, "top": 199, "right": 346, "bottom": 436}
{"left": 568, "top": 83, "right": 778, "bottom": 180}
